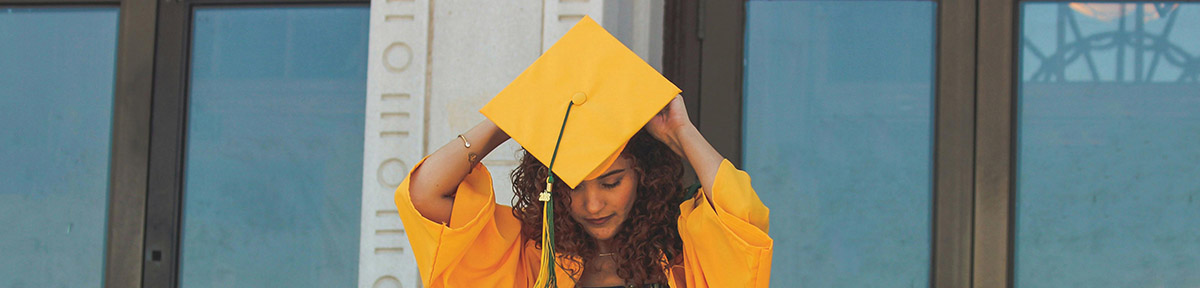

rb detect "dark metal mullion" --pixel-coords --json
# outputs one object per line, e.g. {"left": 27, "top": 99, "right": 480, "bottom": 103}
{"left": 662, "top": 0, "right": 701, "bottom": 126}
{"left": 695, "top": 0, "right": 744, "bottom": 167}
{"left": 105, "top": 0, "right": 158, "bottom": 287}
{"left": 974, "top": 0, "right": 1017, "bottom": 287}
{"left": 661, "top": 0, "right": 703, "bottom": 183}
{"left": 933, "top": 0, "right": 978, "bottom": 287}
{"left": 144, "top": 0, "right": 191, "bottom": 286}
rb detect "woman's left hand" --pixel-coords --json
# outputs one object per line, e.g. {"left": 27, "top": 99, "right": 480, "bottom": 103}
{"left": 646, "top": 94, "right": 725, "bottom": 201}
{"left": 645, "top": 94, "right": 691, "bottom": 157}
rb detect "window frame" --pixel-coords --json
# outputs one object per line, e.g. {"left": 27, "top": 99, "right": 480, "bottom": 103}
{"left": 666, "top": 0, "right": 1184, "bottom": 287}
{"left": 976, "top": 1, "right": 1191, "bottom": 288}
{"left": 142, "top": 0, "right": 369, "bottom": 287}
{"left": 0, "top": 0, "right": 156, "bottom": 287}
{"left": 7, "top": 0, "right": 1177, "bottom": 286}
{"left": 664, "top": 0, "right": 979, "bottom": 287}
{"left": 974, "top": 0, "right": 1018, "bottom": 287}
{"left": 2, "top": 0, "right": 369, "bottom": 286}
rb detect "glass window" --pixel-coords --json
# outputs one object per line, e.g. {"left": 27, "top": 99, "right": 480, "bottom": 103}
{"left": 1016, "top": 2, "right": 1200, "bottom": 287}
{"left": 742, "top": 1, "right": 936, "bottom": 286}
{"left": 179, "top": 7, "right": 368, "bottom": 287}
{"left": 0, "top": 7, "right": 119, "bottom": 288}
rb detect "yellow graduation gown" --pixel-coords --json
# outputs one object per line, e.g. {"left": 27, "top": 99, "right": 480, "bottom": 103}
{"left": 394, "top": 157, "right": 772, "bottom": 287}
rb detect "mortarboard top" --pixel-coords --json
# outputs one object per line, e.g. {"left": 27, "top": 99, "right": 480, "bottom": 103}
{"left": 481, "top": 15, "right": 681, "bottom": 190}
{"left": 480, "top": 15, "right": 681, "bottom": 287}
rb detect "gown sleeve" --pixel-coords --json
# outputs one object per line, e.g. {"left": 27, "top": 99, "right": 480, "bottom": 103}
{"left": 674, "top": 159, "right": 773, "bottom": 288}
{"left": 393, "top": 157, "right": 531, "bottom": 287}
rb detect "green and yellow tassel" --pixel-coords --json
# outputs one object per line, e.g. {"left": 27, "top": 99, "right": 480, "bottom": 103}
{"left": 533, "top": 177, "right": 557, "bottom": 287}
{"left": 533, "top": 101, "right": 574, "bottom": 288}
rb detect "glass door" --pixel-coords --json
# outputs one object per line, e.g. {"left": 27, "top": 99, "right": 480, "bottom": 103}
{"left": 175, "top": 7, "right": 369, "bottom": 287}
{"left": 0, "top": 8, "right": 120, "bottom": 288}
{"left": 742, "top": 1, "right": 938, "bottom": 286}
{"left": 1014, "top": 2, "right": 1200, "bottom": 287}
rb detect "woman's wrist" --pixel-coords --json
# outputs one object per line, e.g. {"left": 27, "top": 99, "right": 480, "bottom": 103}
{"left": 467, "top": 119, "right": 510, "bottom": 150}
{"left": 667, "top": 122, "right": 698, "bottom": 156}
{"left": 447, "top": 119, "right": 509, "bottom": 168}
{"left": 673, "top": 122, "right": 723, "bottom": 199}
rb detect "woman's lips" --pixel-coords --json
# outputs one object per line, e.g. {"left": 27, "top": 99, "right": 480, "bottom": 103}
{"left": 584, "top": 214, "right": 614, "bottom": 226}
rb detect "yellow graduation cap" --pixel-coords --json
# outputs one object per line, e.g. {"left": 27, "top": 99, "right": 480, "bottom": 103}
{"left": 479, "top": 15, "right": 680, "bottom": 287}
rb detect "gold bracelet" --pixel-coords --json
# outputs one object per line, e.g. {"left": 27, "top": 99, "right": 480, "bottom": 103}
{"left": 457, "top": 134, "right": 472, "bottom": 148}
{"left": 458, "top": 134, "right": 478, "bottom": 164}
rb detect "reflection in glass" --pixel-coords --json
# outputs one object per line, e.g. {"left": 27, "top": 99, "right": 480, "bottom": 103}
{"left": 1016, "top": 3, "right": 1200, "bottom": 287}
{"left": 180, "top": 7, "right": 368, "bottom": 287}
{"left": 1023, "top": 3, "right": 1197, "bottom": 82}
{"left": 743, "top": 1, "right": 936, "bottom": 286}
{"left": 0, "top": 8, "right": 119, "bottom": 288}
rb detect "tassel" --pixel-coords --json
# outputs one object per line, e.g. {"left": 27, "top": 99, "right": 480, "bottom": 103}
{"left": 533, "top": 177, "right": 557, "bottom": 287}
{"left": 534, "top": 101, "right": 574, "bottom": 288}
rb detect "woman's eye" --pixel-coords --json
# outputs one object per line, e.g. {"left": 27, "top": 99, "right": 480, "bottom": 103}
{"left": 601, "top": 180, "right": 621, "bottom": 188}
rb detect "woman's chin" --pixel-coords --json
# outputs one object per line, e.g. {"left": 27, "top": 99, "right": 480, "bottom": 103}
{"left": 585, "top": 228, "right": 617, "bottom": 241}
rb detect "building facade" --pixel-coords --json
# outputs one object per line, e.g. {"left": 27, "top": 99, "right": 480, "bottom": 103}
{"left": 2, "top": 0, "right": 1198, "bottom": 287}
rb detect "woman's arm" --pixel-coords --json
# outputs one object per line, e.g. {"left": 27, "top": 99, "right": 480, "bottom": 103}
{"left": 651, "top": 96, "right": 773, "bottom": 288}
{"left": 645, "top": 95, "right": 723, "bottom": 201}
{"left": 407, "top": 119, "right": 510, "bottom": 224}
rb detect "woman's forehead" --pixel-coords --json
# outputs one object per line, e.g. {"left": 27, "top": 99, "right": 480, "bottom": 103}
{"left": 606, "top": 153, "right": 635, "bottom": 171}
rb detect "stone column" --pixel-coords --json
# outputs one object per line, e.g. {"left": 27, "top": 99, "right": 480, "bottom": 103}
{"left": 359, "top": 0, "right": 429, "bottom": 287}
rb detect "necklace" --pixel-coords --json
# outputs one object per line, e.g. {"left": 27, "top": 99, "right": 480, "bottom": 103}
{"left": 597, "top": 252, "right": 614, "bottom": 257}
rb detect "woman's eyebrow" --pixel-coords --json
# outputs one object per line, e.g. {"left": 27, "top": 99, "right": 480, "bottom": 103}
{"left": 597, "top": 169, "right": 626, "bottom": 179}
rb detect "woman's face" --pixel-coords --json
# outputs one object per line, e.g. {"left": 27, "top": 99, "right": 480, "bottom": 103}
{"left": 567, "top": 154, "right": 638, "bottom": 241}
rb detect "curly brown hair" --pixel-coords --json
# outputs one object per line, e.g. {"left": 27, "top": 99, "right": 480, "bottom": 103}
{"left": 510, "top": 130, "right": 685, "bottom": 286}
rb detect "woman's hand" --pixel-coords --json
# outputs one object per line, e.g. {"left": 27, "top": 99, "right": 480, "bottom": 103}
{"left": 645, "top": 94, "right": 724, "bottom": 202}
{"left": 645, "top": 94, "right": 691, "bottom": 157}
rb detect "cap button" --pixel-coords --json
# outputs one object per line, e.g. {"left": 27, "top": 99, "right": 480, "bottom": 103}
{"left": 571, "top": 92, "right": 587, "bottom": 106}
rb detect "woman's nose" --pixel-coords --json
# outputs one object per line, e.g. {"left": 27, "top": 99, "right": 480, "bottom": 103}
{"left": 582, "top": 188, "right": 605, "bottom": 214}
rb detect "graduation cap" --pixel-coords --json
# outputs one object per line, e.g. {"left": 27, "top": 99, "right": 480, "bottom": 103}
{"left": 479, "top": 16, "right": 680, "bottom": 287}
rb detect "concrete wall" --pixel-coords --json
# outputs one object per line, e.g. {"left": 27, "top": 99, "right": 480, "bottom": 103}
{"left": 358, "top": 1, "right": 663, "bottom": 287}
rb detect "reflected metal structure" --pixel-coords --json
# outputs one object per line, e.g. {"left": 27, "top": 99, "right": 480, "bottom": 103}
{"left": 1025, "top": 3, "right": 1196, "bottom": 82}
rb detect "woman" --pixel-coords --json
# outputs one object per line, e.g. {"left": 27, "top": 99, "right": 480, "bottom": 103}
{"left": 395, "top": 95, "right": 772, "bottom": 287}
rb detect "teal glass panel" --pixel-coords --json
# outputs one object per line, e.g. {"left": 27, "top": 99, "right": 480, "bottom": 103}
{"left": 743, "top": 1, "right": 936, "bottom": 287}
{"left": 0, "top": 8, "right": 118, "bottom": 288}
{"left": 180, "top": 7, "right": 368, "bottom": 287}
{"left": 1016, "top": 3, "right": 1200, "bottom": 287}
